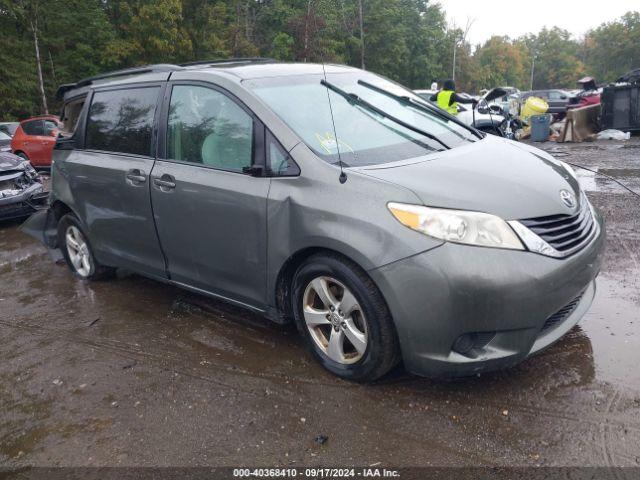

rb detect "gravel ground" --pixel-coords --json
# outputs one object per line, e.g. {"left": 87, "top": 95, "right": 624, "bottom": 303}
{"left": 0, "top": 139, "right": 639, "bottom": 468}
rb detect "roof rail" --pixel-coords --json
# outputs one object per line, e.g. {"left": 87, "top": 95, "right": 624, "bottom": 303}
{"left": 56, "top": 64, "right": 182, "bottom": 100}
{"left": 56, "top": 59, "right": 276, "bottom": 100}
{"left": 76, "top": 64, "right": 182, "bottom": 86}
{"left": 180, "top": 57, "right": 276, "bottom": 67}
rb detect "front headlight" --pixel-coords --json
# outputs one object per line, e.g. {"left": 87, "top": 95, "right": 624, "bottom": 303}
{"left": 388, "top": 202, "right": 524, "bottom": 250}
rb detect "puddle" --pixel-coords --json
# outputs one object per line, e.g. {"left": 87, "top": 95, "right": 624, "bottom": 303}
{"left": 577, "top": 168, "right": 598, "bottom": 192}
{"left": 581, "top": 275, "right": 640, "bottom": 388}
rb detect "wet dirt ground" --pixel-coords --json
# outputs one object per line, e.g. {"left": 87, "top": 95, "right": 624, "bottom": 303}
{"left": 1, "top": 140, "right": 639, "bottom": 468}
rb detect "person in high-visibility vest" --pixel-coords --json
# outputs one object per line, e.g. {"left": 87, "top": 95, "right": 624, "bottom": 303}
{"left": 430, "top": 79, "right": 477, "bottom": 116}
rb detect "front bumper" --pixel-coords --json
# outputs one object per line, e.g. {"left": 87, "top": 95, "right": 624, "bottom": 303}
{"left": 369, "top": 209, "right": 605, "bottom": 378}
{"left": 0, "top": 183, "right": 47, "bottom": 221}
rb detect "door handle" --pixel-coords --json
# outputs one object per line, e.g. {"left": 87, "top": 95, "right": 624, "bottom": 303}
{"left": 153, "top": 175, "right": 176, "bottom": 191}
{"left": 126, "top": 169, "right": 146, "bottom": 184}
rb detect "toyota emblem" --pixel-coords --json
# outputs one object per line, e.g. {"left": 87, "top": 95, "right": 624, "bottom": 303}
{"left": 559, "top": 190, "right": 576, "bottom": 208}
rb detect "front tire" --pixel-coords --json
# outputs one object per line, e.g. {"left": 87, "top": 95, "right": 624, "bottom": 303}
{"left": 58, "top": 214, "right": 114, "bottom": 280}
{"left": 292, "top": 253, "right": 399, "bottom": 382}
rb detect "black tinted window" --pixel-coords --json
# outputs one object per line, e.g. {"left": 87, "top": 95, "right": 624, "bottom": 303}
{"left": 86, "top": 87, "right": 160, "bottom": 156}
{"left": 22, "top": 120, "right": 43, "bottom": 136}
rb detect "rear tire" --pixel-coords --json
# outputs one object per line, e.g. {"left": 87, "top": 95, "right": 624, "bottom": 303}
{"left": 292, "top": 253, "right": 400, "bottom": 382}
{"left": 58, "top": 214, "right": 115, "bottom": 280}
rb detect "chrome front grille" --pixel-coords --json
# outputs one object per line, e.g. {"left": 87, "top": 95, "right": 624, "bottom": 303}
{"left": 518, "top": 196, "right": 596, "bottom": 257}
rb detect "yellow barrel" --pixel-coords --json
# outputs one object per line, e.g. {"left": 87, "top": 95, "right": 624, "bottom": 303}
{"left": 521, "top": 96, "right": 549, "bottom": 121}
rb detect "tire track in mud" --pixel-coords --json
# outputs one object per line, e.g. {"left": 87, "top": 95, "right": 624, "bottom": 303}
{"left": 0, "top": 321, "right": 497, "bottom": 466}
{"left": 1, "top": 318, "right": 639, "bottom": 438}
{"left": 599, "top": 389, "right": 639, "bottom": 470}
{"left": 601, "top": 389, "right": 620, "bottom": 469}
{"left": 0, "top": 317, "right": 371, "bottom": 395}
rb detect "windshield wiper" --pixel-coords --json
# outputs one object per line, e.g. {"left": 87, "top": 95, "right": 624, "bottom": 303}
{"left": 357, "top": 79, "right": 483, "bottom": 141}
{"left": 320, "top": 80, "right": 450, "bottom": 151}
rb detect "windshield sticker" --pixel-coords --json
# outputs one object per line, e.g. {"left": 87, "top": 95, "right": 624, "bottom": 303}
{"left": 315, "top": 133, "right": 354, "bottom": 155}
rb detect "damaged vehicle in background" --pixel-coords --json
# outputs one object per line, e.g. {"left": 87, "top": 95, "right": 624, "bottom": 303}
{"left": 458, "top": 87, "right": 524, "bottom": 139}
{"left": 0, "top": 151, "right": 47, "bottom": 221}
{"left": 0, "top": 122, "right": 20, "bottom": 138}
{"left": 24, "top": 60, "right": 605, "bottom": 382}
{"left": 0, "top": 130, "right": 12, "bottom": 152}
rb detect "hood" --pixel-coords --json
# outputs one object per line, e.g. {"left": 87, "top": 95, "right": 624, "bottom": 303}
{"left": 0, "top": 152, "right": 28, "bottom": 172}
{"left": 355, "top": 136, "right": 582, "bottom": 220}
{"left": 482, "top": 87, "right": 509, "bottom": 103}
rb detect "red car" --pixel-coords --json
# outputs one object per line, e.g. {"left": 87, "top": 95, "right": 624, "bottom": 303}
{"left": 11, "top": 115, "right": 60, "bottom": 167}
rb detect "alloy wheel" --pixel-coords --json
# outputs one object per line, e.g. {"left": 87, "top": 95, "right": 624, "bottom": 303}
{"left": 302, "top": 276, "right": 368, "bottom": 364}
{"left": 65, "top": 225, "right": 92, "bottom": 277}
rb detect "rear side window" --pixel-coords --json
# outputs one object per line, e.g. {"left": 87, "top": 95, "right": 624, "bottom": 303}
{"left": 85, "top": 87, "right": 160, "bottom": 156}
{"left": 167, "top": 85, "right": 253, "bottom": 172}
{"left": 22, "top": 120, "right": 44, "bottom": 136}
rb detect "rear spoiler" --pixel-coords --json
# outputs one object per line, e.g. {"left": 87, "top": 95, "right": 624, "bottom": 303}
{"left": 55, "top": 83, "right": 76, "bottom": 101}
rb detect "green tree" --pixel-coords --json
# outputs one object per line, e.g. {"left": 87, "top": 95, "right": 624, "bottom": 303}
{"left": 1, "top": 0, "right": 637, "bottom": 120}
{"left": 271, "top": 32, "right": 295, "bottom": 60}
{"left": 584, "top": 11, "right": 640, "bottom": 82}
{"left": 105, "top": 0, "right": 192, "bottom": 66}
{"left": 0, "top": 0, "right": 114, "bottom": 118}
{"left": 182, "top": 0, "right": 230, "bottom": 60}
{"left": 474, "top": 36, "right": 527, "bottom": 90}
{"left": 521, "top": 27, "right": 584, "bottom": 89}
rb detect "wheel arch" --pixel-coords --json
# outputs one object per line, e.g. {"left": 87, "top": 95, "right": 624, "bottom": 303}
{"left": 50, "top": 199, "right": 75, "bottom": 223}
{"left": 273, "top": 246, "right": 381, "bottom": 325}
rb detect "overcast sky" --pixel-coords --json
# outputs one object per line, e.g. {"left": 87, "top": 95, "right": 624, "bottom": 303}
{"left": 435, "top": 0, "right": 636, "bottom": 46}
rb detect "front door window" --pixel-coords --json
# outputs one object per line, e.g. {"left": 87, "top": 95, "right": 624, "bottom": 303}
{"left": 167, "top": 85, "right": 253, "bottom": 172}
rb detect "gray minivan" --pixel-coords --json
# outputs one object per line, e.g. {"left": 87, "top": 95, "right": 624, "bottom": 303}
{"left": 25, "top": 59, "right": 605, "bottom": 382}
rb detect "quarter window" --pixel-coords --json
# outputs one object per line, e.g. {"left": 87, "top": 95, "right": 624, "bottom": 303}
{"left": 85, "top": 87, "right": 160, "bottom": 156}
{"left": 167, "top": 85, "right": 253, "bottom": 172}
{"left": 267, "top": 131, "right": 299, "bottom": 177}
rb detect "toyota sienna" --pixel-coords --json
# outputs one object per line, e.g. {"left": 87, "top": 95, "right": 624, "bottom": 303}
{"left": 23, "top": 59, "right": 605, "bottom": 382}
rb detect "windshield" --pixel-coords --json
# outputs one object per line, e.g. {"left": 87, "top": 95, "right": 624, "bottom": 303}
{"left": 0, "top": 131, "right": 10, "bottom": 141}
{"left": 246, "top": 72, "right": 479, "bottom": 167}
